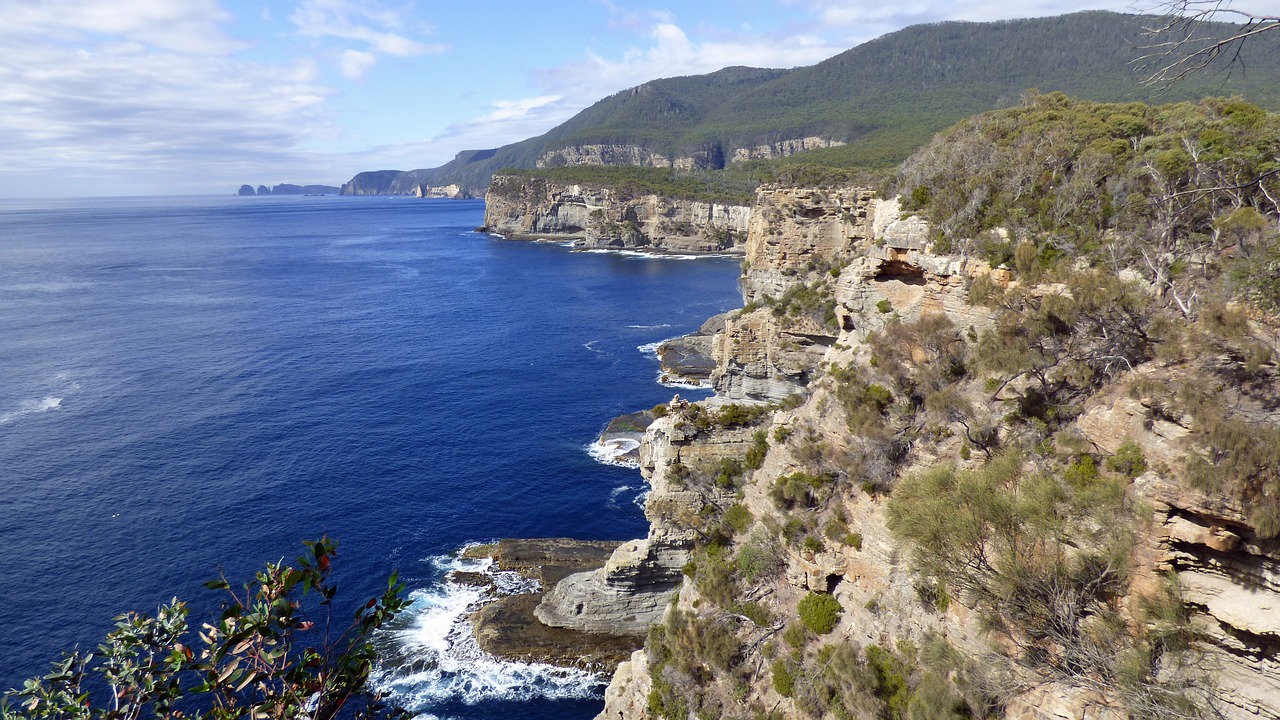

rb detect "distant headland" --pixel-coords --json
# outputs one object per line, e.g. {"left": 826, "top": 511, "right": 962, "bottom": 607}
{"left": 237, "top": 183, "right": 341, "bottom": 196}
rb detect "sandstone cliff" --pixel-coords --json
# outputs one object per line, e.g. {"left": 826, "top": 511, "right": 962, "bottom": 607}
{"left": 340, "top": 170, "right": 413, "bottom": 196}
{"left": 413, "top": 183, "right": 469, "bottom": 199}
{"left": 536, "top": 399, "right": 757, "bottom": 635}
{"left": 537, "top": 144, "right": 676, "bottom": 169}
{"left": 535, "top": 137, "right": 846, "bottom": 173}
{"left": 483, "top": 174, "right": 751, "bottom": 254}
{"left": 579, "top": 183, "right": 1280, "bottom": 720}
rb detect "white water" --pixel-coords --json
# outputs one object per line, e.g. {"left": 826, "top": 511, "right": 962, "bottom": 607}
{"left": 0, "top": 397, "right": 63, "bottom": 425}
{"left": 373, "top": 552, "right": 603, "bottom": 712}
{"left": 586, "top": 438, "right": 641, "bottom": 469}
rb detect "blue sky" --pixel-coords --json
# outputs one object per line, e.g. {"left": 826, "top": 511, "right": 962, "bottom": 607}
{"left": 0, "top": 0, "right": 1264, "bottom": 196}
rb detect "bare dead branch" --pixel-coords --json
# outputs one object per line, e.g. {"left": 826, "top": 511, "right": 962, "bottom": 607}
{"left": 1135, "top": 1, "right": 1280, "bottom": 87}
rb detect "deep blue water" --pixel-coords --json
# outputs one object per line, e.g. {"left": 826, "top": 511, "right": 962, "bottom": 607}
{"left": 0, "top": 195, "right": 742, "bottom": 719}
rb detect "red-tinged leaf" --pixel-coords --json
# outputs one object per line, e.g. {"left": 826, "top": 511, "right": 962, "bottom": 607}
{"left": 317, "top": 554, "right": 330, "bottom": 572}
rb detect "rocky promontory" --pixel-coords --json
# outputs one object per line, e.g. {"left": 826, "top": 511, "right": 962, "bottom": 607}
{"left": 483, "top": 174, "right": 751, "bottom": 254}
{"left": 502, "top": 168, "right": 1280, "bottom": 720}
{"left": 464, "top": 539, "right": 643, "bottom": 670}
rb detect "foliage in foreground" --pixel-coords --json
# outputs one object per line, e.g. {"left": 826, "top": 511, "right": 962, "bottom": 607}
{"left": 2, "top": 538, "right": 407, "bottom": 720}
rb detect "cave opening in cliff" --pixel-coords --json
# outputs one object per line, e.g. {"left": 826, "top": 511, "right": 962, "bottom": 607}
{"left": 873, "top": 259, "right": 926, "bottom": 286}
{"left": 825, "top": 573, "right": 843, "bottom": 594}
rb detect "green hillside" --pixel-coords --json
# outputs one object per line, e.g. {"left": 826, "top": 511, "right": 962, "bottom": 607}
{"left": 348, "top": 11, "right": 1280, "bottom": 194}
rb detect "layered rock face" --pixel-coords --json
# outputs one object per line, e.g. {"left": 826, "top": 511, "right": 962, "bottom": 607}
{"left": 537, "top": 145, "right": 674, "bottom": 169}
{"left": 728, "top": 136, "right": 845, "bottom": 164}
{"left": 483, "top": 174, "right": 751, "bottom": 253}
{"left": 709, "top": 185, "right": 881, "bottom": 402}
{"left": 535, "top": 399, "right": 755, "bottom": 635}
{"left": 740, "top": 185, "right": 876, "bottom": 303}
{"left": 1079, "top": 382, "right": 1280, "bottom": 718}
{"left": 414, "top": 183, "right": 468, "bottom": 199}
{"left": 597, "top": 202, "right": 1004, "bottom": 720}
{"left": 588, "top": 184, "right": 1280, "bottom": 720}
{"left": 536, "top": 137, "right": 845, "bottom": 172}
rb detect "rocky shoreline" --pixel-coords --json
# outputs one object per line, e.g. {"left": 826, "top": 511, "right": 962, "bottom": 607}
{"left": 467, "top": 177, "right": 1280, "bottom": 720}
{"left": 463, "top": 539, "right": 644, "bottom": 672}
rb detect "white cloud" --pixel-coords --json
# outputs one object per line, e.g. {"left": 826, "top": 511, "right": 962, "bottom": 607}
{"left": 354, "top": 12, "right": 852, "bottom": 174}
{"left": 290, "top": 0, "right": 447, "bottom": 76}
{"left": 0, "top": 0, "right": 339, "bottom": 195}
{"left": 339, "top": 49, "right": 378, "bottom": 79}
{"left": 3, "top": 0, "right": 240, "bottom": 54}
{"left": 529, "top": 18, "right": 842, "bottom": 115}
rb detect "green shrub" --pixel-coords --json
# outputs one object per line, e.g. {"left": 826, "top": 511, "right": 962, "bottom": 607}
{"left": 745, "top": 429, "right": 769, "bottom": 470}
{"left": 914, "top": 578, "right": 951, "bottom": 613}
{"left": 803, "top": 535, "right": 825, "bottom": 555}
{"left": 1106, "top": 439, "right": 1148, "bottom": 478}
{"left": 865, "top": 644, "right": 910, "bottom": 720}
{"left": 0, "top": 538, "right": 407, "bottom": 720}
{"left": 770, "top": 471, "right": 832, "bottom": 508}
{"left": 1063, "top": 454, "right": 1100, "bottom": 488}
{"left": 723, "top": 504, "right": 753, "bottom": 534}
{"left": 798, "top": 592, "right": 843, "bottom": 634}
{"left": 717, "top": 403, "right": 766, "bottom": 427}
{"left": 824, "top": 517, "right": 850, "bottom": 544}
{"left": 731, "top": 600, "right": 774, "bottom": 627}
{"left": 877, "top": 299, "right": 893, "bottom": 313}
{"left": 714, "top": 457, "right": 745, "bottom": 488}
{"left": 736, "top": 530, "right": 783, "bottom": 581}
{"left": 771, "top": 660, "right": 796, "bottom": 697}
{"left": 652, "top": 403, "right": 669, "bottom": 418}
{"left": 783, "top": 623, "right": 808, "bottom": 649}
{"left": 689, "top": 545, "right": 736, "bottom": 606}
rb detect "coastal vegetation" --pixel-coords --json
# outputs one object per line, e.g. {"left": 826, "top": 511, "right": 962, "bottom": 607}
{"left": 631, "top": 91, "right": 1280, "bottom": 720}
{"left": 1, "top": 539, "right": 407, "bottom": 720}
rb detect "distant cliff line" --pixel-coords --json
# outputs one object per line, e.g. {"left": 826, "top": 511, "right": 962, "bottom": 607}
{"left": 336, "top": 11, "right": 1280, "bottom": 199}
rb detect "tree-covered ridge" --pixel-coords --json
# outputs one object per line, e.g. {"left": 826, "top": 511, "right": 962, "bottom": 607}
{"left": 366, "top": 10, "right": 1280, "bottom": 195}
{"left": 896, "top": 92, "right": 1280, "bottom": 311}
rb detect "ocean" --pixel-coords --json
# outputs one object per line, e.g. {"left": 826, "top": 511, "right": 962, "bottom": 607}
{"left": 0, "top": 195, "right": 742, "bottom": 719}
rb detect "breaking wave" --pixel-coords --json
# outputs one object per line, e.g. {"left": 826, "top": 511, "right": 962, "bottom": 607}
{"left": 0, "top": 397, "right": 63, "bottom": 425}
{"left": 580, "top": 249, "right": 702, "bottom": 260}
{"left": 587, "top": 438, "right": 641, "bottom": 469}
{"left": 373, "top": 551, "right": 603, "bottom": 713}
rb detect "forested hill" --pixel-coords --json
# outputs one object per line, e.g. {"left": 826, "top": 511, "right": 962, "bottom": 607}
{"left": 348, "top": 10, "right": 1280, "bottom": 195}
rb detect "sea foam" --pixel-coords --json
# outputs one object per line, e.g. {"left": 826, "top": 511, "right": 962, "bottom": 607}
{"left": 373, "top": 551, "right": 602, "bottom": 712}
{"left": 587, "top": 438, "right": 641, "bottom": 469}
{"left": 0, "top": 397, "right": 63, "bottom": 425}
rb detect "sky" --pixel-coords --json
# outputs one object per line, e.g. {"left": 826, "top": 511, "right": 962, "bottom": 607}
{"left": 0, "top": 0, "right": 1267, "bottom": 196}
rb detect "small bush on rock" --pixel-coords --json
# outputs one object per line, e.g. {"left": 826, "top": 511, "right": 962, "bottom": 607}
{"left": 798, "top": 592, "right": 843, "bottom": 635}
